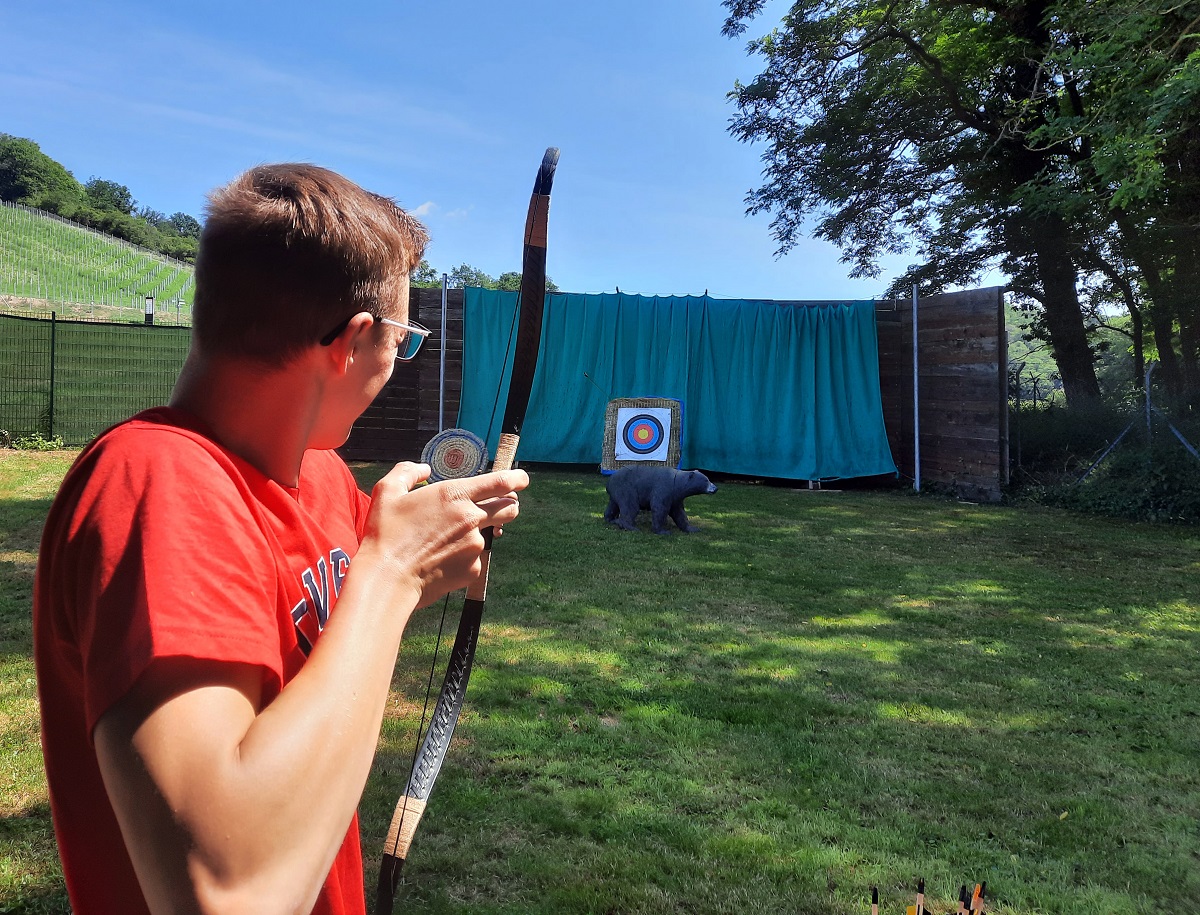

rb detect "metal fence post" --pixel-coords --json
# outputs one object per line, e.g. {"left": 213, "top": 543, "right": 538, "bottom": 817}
{"left": 912, "top": 284, "right": 920, "bottom": 493}
{"left": 439, "top": 274, "right": 448, "bottom": 433}
{"left": 49, "top": 311, "right": 57, "bottom": 438}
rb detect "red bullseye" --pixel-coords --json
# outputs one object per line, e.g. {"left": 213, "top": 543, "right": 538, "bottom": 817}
{"left": 421, "top": 428, "right": 488, "bottom": 482}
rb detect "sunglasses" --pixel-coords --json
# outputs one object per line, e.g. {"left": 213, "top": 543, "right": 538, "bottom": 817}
{"left": 319, "top": 314, "right": 432, "bottom": 362}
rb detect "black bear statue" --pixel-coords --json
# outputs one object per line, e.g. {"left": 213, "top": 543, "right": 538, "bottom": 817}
{"left": 603, "top": 467, "right": 717, "bottom": 534}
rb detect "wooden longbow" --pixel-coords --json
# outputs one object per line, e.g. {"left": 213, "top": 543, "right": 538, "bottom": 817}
{"left": 375, "top": 147, "right": 560, "bottom": 915}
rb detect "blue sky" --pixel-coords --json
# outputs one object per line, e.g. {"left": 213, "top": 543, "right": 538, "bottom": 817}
{"left": 2, "top": 0, "right": 919, "bottom": 300}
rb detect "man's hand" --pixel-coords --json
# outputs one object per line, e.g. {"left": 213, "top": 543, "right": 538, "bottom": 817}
{"left": 359, "top": 462, "right": 528, "bottom": 610}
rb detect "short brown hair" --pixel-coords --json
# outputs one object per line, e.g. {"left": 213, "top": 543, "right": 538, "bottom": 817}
{"left": 192, "top": 163, "right": 429, "bottom": 363}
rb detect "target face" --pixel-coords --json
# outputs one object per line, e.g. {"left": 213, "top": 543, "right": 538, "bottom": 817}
{"left": 421, "top": 429, "right": 489, "bottom": 482}
{"left": 615, "top": 406, "right": 673, "bottom": 462}
{"left": 623, "top": 414, "right": 664, "bottom": 454}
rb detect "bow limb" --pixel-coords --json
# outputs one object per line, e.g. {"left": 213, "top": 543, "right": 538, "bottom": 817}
{"left": 376, "top": 148, "right": 560, "bottom": 914}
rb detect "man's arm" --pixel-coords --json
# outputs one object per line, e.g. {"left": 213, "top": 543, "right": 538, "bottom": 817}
{"left": 95, "top": 464, "right": 527, "bottom": 915}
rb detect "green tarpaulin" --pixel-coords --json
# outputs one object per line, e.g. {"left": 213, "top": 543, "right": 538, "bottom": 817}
{"left": 457, "top": 289, "right": 897, "bottom": 481}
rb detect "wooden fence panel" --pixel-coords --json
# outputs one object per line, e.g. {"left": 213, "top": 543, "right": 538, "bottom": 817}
{"left": 339, "top": 286, "right": 463, "bottom": 462}
{"left": 875, "top": 287, "right": 1008, "bottom": 501}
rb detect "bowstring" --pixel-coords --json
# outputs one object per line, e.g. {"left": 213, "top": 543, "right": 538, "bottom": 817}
{"left": 387, "top": 589, "right": 451, "bottom": 861}
{"left": 485, "top": 287, "right": 525, "bottom": 447}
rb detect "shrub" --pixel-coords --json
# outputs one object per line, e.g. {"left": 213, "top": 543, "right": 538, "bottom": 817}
{"left": 1030, "top": 436, "right": 1200, "bottom": 523}
{"left": 12, "top": 432, "right": 65, "bottom": 451}
{"left": 1010, "top": 400, "right": 1132, "bottom": 480}
{"left": 1010, "top": 396, "right": 1200, "bottom": 523}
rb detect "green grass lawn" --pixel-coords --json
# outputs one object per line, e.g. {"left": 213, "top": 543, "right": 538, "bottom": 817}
{"left": 2, "top": 454, "right": 1197, "bottom": 914}
{"left": 0, "top": 450, "right": 77, "bottom": 914}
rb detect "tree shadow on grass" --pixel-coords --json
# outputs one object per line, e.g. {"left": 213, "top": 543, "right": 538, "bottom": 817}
{"left": 363, "top": 479, "right": 1199, "bottom": 913}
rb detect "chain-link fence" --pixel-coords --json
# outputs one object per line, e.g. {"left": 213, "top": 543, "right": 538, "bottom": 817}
{"left": 1, "top": 311, "right": 190, "bottom": 445}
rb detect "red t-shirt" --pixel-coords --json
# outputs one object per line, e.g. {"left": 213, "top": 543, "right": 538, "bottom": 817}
{"left": 34, "top": 407, "right": 373, "bottom": 914}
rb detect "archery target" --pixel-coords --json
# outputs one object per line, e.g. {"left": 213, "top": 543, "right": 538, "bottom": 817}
{"left": 602, "top": 397, "right": 683, "bottom": 470}
{"left": 621, "top": 414, "right": 665, "bottom": 454}
{"left": 615, "top": 407, "right": 673, "bottom": 462}
{"left": 421, "top": 428, "right": 489, "bottom": 482}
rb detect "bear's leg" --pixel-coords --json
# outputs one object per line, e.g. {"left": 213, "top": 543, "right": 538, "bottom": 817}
{"left": 614, "top": 496, "right": 640, "bottom": 531}
{"left": 670, "top": 503, "right": 699, "bottom": 533}
{"left": 649, "top": 497, "right": 674, "bottom": 535}
{"left": 603, "top": 496, "right": 619, "bottom": 523}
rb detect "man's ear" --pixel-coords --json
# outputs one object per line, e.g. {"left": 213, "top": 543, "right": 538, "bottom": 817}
{"left": 323, "top": 312, "right": 375, "bottom": 375}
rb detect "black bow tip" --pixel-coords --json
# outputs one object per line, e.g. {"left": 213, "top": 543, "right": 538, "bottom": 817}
{"left": 534, "top": 147, "right": 560, "bottom": 195}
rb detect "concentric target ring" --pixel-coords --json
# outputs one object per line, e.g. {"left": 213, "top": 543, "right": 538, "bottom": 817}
{"left": 622, "top": 414, "right": 665, "bottom": 455}
{"left": 421, "top": 428, "right": 489, "bottom": 482}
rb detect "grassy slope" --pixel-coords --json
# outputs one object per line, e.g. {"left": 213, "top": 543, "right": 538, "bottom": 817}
{"left": 0, "top": 203, "right": 194, "bottom": 317}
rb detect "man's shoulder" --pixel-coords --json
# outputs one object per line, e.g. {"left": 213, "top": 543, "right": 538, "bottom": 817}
{"left": 92, "top": 406, "right": 224, "bottom": 455}
{"left": 59, "top": 408, "right": 245, "bottom": 510}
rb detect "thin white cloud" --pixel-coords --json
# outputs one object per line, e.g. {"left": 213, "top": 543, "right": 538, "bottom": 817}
{"left": 0, "top": 72, "right": 422, "bottom": 170}
{"left": 1, "top": 20, "right": 496, "bottom": 162}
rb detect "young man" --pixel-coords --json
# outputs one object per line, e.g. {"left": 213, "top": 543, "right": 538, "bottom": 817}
{"left": 33, "top": 163, "right": 528, "bottom": 914}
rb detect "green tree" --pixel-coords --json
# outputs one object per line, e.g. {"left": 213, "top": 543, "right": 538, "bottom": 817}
{"left": 1029, "top": 0, "right": 1200, "bottom": 403}
{"left": 85, "top": 177, "right": 135, "bottom": 215}
{"left": 722, "top": 0, "right": 1105, "bottom": 405}
{"left": 495, "top": 271, "right": 522, "bottom": 292}
{"left": 410, "top": 262, "right": 560, "bottom": 292}
{"left": 0, "top": 134, "right": 85, "bottom": 214}
{"left": 410, "top": 259, "right": 441, "bottom": 288}
{"left": 169, "top": 212, "right": 202, "bottom": 239}
{"left": 496, "top": 270, "right": 559, "bottom": 292}
{"left": 447, "top": 263, "right": 496, "bottom": 289}
{"left": 137, "top": 206, "right": 168, "bottom": 227}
